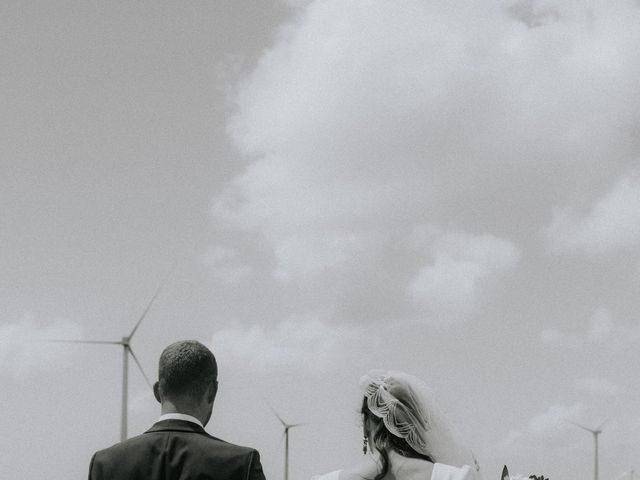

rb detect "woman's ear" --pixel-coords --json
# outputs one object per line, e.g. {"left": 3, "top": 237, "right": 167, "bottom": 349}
{"left": 363, "top": 415, "right": 377, "bottom": 444}
{"left": 362, "top": 414, "right": 369, "bottom": 436}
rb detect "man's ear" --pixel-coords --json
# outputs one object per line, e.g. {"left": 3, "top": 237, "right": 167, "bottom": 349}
{"left": 153, "top": 381, "right": 162, "bottom": 403}
{"left": 207, "top": 380, "right": 218, "bottom": 403}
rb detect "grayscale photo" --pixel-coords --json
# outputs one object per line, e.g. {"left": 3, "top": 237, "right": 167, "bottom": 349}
{"left": 1, "top": 1, "right": 638, "bottom": 479}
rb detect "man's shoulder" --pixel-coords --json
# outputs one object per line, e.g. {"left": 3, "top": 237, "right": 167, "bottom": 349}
{"left": 92, "top": 432, "right": 157, "bottom": 459}
{"left": 202, "top": 433, "right": 257, "bottom": 453}
{"left": 93, "top": 425, "right": 257, "bottom": 460}
{"left": 90, "top": 427, "right": 264, "bottom": 480}
{"left": 177, "top": 430, "right": 259, "bottom": 457}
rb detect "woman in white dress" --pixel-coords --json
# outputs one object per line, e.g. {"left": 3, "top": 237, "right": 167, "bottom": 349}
{"left": 313, "top": 370, "right": 482, "bottom": 480}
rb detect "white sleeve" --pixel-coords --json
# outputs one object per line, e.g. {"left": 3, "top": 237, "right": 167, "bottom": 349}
{"left": 311, "top": 470, "right": 342, "bottom": 480}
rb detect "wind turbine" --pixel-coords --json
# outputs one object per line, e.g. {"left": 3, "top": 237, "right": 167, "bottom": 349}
{"left": 567, "top": 419, "right": 605, "bottom": 480}
{"left": 267, "top": 404, "right": 304, "bottom": 480}
{"left": 35, "top": 278, "right": 169, "bottom": 442}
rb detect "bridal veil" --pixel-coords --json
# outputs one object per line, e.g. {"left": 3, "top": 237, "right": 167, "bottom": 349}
{"left": 360, "top": 370, "right": 479, "bottom": 471}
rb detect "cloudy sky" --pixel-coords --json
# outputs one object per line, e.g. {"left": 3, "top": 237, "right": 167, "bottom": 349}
{"left": 2, "top": 1, "right": 639, "bottom": 479}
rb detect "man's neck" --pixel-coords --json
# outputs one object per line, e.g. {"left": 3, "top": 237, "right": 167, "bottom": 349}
{"left": 158, "top": 412, "right": 204, "bottom": 428}
{"left": 160, "top": 401, "right": 206, "bottom": 426}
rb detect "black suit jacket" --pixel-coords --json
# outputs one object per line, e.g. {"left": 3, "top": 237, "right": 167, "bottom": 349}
{"left": 88, "top": 419, "right": 266, "bottom": 480}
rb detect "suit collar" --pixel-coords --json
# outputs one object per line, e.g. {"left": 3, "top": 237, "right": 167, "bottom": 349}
{"left": 158, "top": 413, "right": 203, "bottom": 428}
{"left": 145, "top": 419, "right": 208, "bottom": 435}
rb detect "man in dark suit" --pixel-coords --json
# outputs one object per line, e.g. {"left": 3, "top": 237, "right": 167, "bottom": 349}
{"left": 88, "top": 340, "right": 266, "bottom": 480}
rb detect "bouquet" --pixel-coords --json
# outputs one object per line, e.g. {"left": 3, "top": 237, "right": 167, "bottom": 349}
{"left": 502, "top": 465, "right": 549, "bottom": 480}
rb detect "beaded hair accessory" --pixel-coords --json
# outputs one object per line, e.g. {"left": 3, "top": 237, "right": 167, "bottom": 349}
{"left": 360, "top": 371, "right": 431, "bottom": 455}
{"left": 359, "top": 370, "right": 477, "bottom": 470}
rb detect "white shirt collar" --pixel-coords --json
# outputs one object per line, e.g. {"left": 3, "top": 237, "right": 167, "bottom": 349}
{"left": 158, "top": 413, "right": 204, "bottom": 428}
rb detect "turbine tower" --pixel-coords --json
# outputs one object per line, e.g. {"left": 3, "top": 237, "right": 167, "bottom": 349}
{"left": 267, "top": 404, "right": 304, "bottom": 480}
{"left": 36, "top": 277, "right": 169, "bottom": 441}
{"left": 568, "top": 420, "right": 605, "bottom": 480}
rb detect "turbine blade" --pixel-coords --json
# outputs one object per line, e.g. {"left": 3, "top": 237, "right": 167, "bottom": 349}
{"left": 287, "top": 423, "right": 305, "bottom": 428}
{"left": 31, "top": 339, "right": 122, "bottom": 345}
{"left": 128, "top": 270, "right": 174, "bottom": 340}
{"left": 566, "top": 419, "right": 596, "bottom": 433}
{"left": 595, "top": 418, "right": 608, "bottom": 432}
{"left": 129, "top": 347, "right": 153, "bottom": 389}
{"left": 264, "top": 398, "right": 287, "bottom": 427}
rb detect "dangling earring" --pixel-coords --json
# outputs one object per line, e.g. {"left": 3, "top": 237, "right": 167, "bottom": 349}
{"left": 362, "top": 436, "right": 368, "bottom": 455}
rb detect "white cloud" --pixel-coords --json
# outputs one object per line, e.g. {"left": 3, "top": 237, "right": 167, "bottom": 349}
{"left": 496, "top": 402, "right": 587, "bottom": 461}
{"left": 214, "top": 0, "right": 640, "bottom": 326}
{"left": 408, "top": 232, "right": 520, "bottom": 318}
{"left": 494, "top": 402, "right": 587, "bottom": 473}
{"left": 586, "top": 307, "right": 615, "bottom": 341}
{"left": 271, "top": 229, "right": 373, "bottom": 281}
{"left": 0, "top": 314, "right": 84, "bottom": 378}
{"left": 544, "top": 169, "right": 640, "bottom": 256}
{"left": 213, "top": 158, "right": 409, "bottom": 282}
{"left": 507, "top": 0, "right": 559, "bottom": 28}
{"left": 210, "top": 316, "right": 376, "bottom": 373}
{"left": 540, "top": 307, "right": 640, "bottom": 349}
{"left": 539, "top": 327, "right": 581, "bottom": 349}
{"left": 575, "top": 376, "right": 624, "bottom": 397}
{"left": 496, "top": 403, "right": 637, "bottom": 479}
{"left": 203, "top": 245, "right": 252, "bottom": 284}
{"left": 527, "top": 403, "right": 586, "bottom": 438}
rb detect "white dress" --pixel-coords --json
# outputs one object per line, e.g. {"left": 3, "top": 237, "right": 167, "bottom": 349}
{"left": 312, "top": 463, "right": 478, "bottom": 480}
{"left": 431, "top": 463, "right": 478, "bottom": 480}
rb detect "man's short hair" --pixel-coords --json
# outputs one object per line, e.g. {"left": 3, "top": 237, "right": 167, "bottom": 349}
{"left": 158, "top": 340, "right": 218, "bottom": 400}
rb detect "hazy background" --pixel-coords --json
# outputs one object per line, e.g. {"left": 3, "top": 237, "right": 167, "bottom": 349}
{"left": 1, "top": 1, "right": 639, "bottom": 479}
